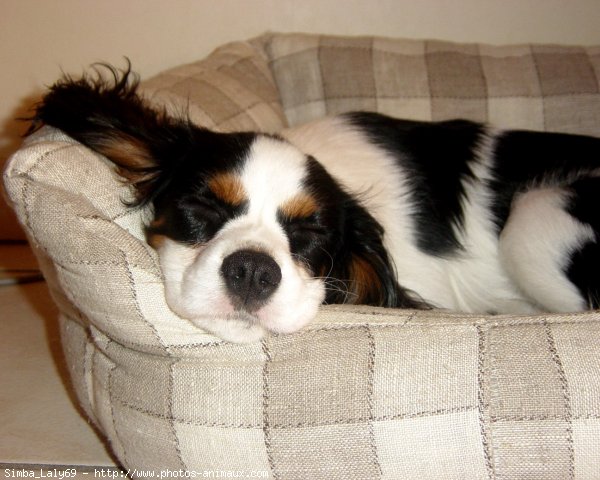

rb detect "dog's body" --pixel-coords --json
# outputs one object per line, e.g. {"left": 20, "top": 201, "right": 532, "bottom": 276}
{"left": 30, "top": 67, "right": 600, "bottom": 342}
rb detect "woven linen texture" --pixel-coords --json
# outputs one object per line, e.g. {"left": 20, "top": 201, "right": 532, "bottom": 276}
{"left": 262, "top": 33, "right": 600, "bottom": 134}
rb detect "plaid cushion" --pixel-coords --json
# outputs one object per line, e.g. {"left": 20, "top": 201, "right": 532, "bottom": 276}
{"left": 259, "top": 33, "right": 600, "bottom": 136}
{"left": 140, "top": 40, "right": 287, "bottom": 132}
{"left": 4, "top": 33, "right": 600, "bottom": 478}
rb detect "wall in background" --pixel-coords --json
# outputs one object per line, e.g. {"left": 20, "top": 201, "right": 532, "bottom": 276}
{"left": 3, "top": 0, "right": 600, "bottom": 238}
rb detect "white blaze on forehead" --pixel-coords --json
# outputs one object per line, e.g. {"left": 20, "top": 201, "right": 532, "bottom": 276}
{"left": 241, "top": 136, "right": 309, "bottom": 215}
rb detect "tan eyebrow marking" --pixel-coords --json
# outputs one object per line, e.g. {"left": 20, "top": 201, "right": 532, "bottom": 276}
{"left": 280, "top": 192, "right": 318, "bottom": 219}
{"left": 207, "top": 172, "right": 247, "bottom": 206}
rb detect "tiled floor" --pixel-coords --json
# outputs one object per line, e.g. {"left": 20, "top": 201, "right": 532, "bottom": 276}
{"left": 0, "top": 243, "right": 119, "bottom": 476}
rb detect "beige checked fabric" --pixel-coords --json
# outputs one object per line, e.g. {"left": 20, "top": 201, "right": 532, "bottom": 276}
{"left": 4, "top": 33, "right": 600, "bottom": 479}
{"left": 258, "top": 33, "right": 600, "bottom": 135}
{"left": 139, "top": 40, "right": 288, "bottom": 132}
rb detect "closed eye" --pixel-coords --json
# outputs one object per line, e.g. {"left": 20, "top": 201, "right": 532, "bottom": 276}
{"left": 287, "top": 216, "right": 326, "bottom": 235}
{"left": 179, "top": 197, "right": 228, "bottom": 223}
{"left": 280, "top": 212, "right": 329, "bottom": 244}
{"left": 172, "top": 195, "right": 245, "bottom": 244}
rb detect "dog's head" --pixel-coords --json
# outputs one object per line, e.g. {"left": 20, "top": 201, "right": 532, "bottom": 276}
{"left": 141, "top": 132, "right": 338, "bottom": 342}
{"left": 30, "top": 65, "right": 418, "bottom": 342}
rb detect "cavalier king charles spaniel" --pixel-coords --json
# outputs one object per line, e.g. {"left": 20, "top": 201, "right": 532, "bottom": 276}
{"left": 28, "top": 65, "right": 600, "bottom": 342}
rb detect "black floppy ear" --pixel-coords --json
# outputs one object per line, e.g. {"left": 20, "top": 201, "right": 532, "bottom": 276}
{"left": 327, "top": 202, "right": 429, "bottom": 309}
{"left": 28, "top": 63, "right": 191, "bottom": 205}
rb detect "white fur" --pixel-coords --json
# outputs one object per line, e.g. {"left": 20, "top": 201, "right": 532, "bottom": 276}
{"left": 499, "top": 187, "right": 595, "bottom": 312}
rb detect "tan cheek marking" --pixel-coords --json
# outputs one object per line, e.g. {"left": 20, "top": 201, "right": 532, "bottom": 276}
{"left": 146, "top": 232, "right": 167, "bottom": 250}
{"left": 208, "top": 172, "right": 247, "bottom": 206}
{"left": 149, "top": 215, "right": 166, "bottom": 229}
{"left": 146, "top": 215, "right": 167, "bottom": 249}
{"left": 280, "top": 193, "right": 318, "bottom": 219}
{"left": 349, "top": 255, "right": 382, "bottom": 305}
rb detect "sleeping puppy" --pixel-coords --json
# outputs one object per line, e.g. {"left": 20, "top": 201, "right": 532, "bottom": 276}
{"left": 29, "top": 65, "right": 600, "bottom": 342}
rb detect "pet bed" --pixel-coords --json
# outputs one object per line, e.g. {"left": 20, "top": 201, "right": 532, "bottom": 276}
{"left": 4, "top": 33, "right": 600, "bottom": 479}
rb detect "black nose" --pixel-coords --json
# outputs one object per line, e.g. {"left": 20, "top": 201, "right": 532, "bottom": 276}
{"left": 220, "top": 249, "right": 282, "bottom": 312}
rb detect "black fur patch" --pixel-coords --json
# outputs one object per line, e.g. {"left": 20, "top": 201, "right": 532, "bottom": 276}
{"left": 488, "top": 130, "right": 600, "bottom": 231}
{"left": 566, "top": 242, "right": 600, "bottom": 309}
{"left": 345, "top": 112, "right": 484, "bottom": 256}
